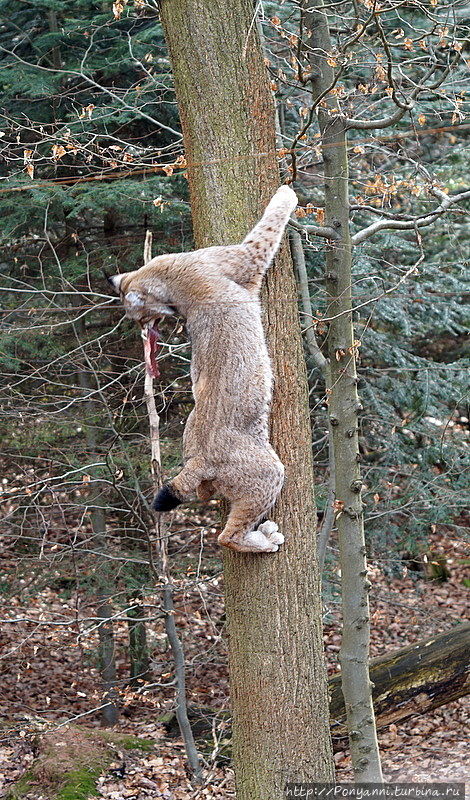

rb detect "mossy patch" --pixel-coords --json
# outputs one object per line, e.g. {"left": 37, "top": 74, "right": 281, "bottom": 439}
{"left": 121, "top": 735, "right": 154, "bottom": 752}
{"left": 7, "top": 765, "right": 102, "bottom": 800}
{"left": 56, "top": 767, "right": 102, "bottom": 800}
{"left": 5, "top": 773, "right": 35, "bottom": 800}
{"left": 6, "top": 726, "right": 156, "bottom": 799}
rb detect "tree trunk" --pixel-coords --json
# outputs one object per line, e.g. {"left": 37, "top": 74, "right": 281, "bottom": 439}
{"left": 158, "top": 1, "right": 334, "bottom": 796}
{"left": 127, "top": 591, "right": 151, "bottom": 688}
{"left": 330, "top": 622, "right": 470, "bottom": 736}
{"left": 73, "top": 300, "right": 120, "bottom": 728}
{"left": 96, "top": 582, "right": 120, "bottom": 727}
{"left": 301, "top": 0, "right": 383, "bottom": 781}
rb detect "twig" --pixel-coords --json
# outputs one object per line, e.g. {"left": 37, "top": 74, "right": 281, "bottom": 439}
{"left": 288, "top": 216, "right": 339, "bottom": 241}
{"left": 140, "top": 231, "right": 202, "bottom": 785}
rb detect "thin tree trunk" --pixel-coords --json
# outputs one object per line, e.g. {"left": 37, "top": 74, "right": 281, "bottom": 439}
{"left": 73, "top": 302, "right": 119, "bottom": 727}
{"left": 290, "top": 229, "right": 335, "bottom": 572}
{"left": 301, "top": 0, "right": 383, "bottom": 781}
{"left": 80, "top": 385, "right": 120, "bottom": 728}
{"left": 158, "top": 2, "right": 334, "bottom": 796}
{"left": 127, "top": 590, "right": 150, "bottom": 687}
{"left": 96, "top": 582, "right": 120, "bottom": 727}
{"left": 304, "top": 0, "right": 382, "bottom": 782}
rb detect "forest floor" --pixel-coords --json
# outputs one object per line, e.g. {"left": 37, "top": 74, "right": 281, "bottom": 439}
{"left": 0, "top": 505, "right": 468, "bottom": 799}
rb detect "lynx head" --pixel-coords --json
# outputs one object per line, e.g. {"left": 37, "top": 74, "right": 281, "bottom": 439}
{"left": 107, "top": 270, "right": 177, "bottom": 325}
{"left": 107, "top": 268, "right": 178, "bottom": 379}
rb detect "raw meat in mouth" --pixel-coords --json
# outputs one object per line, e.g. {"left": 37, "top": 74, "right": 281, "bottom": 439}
{"left": 143, "top": 321, "right": 161, "bottom": 378}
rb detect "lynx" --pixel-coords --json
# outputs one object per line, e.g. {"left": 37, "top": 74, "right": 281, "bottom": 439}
{"left": 109, "top": 185, "right": 298, "bottom": 552}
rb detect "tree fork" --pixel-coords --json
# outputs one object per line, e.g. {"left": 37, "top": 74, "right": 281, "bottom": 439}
{"left": 158, "top": 1, "right": 334, "bottom": 796}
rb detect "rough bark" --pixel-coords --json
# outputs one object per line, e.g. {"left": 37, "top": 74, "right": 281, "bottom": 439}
{"left": 158, "top": 1, "right": 334, "bottom": 796}
{"left": 330, "top": 623, "right": 470, "bottom": 735}
{"left": 302, "top": 0, "right": 383, "bottom": 781}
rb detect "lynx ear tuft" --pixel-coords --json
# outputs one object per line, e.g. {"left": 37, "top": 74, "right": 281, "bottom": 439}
{"left": 106, "top": 272, "right": 124, "bottom": 293}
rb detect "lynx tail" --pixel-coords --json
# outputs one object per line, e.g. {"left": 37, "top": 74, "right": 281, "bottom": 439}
{"left": 153, "top": 484, "right": 183, "bottom": 512}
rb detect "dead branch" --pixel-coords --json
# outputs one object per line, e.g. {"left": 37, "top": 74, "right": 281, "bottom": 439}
{"left": 140, "top": 234, "right": 202, "bottom": 785}
{"left": 351, "top": 187, "right": 470, "bottom": 245}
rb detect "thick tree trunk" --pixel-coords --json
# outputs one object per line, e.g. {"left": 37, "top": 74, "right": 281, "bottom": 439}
{"left": 330, "top": 623, "right": 470, "bottom": 735}
{"left": 302, "top": 0, "right": 383, "bottom": 781}
{"left": 158, "top": 1, "right": 334, "bottom": 796}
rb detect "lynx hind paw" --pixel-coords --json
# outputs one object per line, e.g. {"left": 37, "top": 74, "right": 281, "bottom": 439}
{"left": 257, "top": 520, "right": 285, "bottom": 546}
{"left": 243, "top": 521, "right": 285, "bottom": 552}
{"left": 243, "top": 530, "right": 280, "bottom": 552}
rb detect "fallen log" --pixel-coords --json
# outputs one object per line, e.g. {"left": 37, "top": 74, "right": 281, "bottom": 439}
{"left": 161, "top": 623, "right": 470, "bottom": 749}
{"left": 329, "top": 621, "right": 470, "bottom": 736}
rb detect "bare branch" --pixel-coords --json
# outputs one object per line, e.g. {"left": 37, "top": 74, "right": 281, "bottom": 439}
{"left": 288, "top": 216, "right": 339, "bottom": 240}
{"left": 0, "top": 45, "right": 183, "bottom": 139}
{"left": 346, "top": 102, "right": 411, "bottom": 132}
{"left": 289, "top": 229, "right": 328, "bottom": 375}
{"left": 351, "top": 188, "right": 470, "bottom": 245}
{"left": 345, "top": 43, "right": 461, "bottom": 132}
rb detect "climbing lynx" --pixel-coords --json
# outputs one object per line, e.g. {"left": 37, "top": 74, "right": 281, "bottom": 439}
{"left": 109, "top": 185, "right": 298, "bottom": 552}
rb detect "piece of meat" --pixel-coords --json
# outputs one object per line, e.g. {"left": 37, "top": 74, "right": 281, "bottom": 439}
{"left": 143, "top": 323, "right": 160, "bottom": 378}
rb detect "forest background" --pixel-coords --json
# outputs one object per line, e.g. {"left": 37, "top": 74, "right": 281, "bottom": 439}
{"left": 0, "top": 0, "right": 468, "bottom": 797}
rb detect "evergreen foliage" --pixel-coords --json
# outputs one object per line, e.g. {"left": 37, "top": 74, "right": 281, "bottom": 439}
{"left": 261, "top": 1, "right": 469, "bottom": 554}
{"left": 0, "top": 1, "right": 190, "bottom": 630}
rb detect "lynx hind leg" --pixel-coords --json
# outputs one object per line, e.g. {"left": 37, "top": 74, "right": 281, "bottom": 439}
{"left": 217, "top": 455, "right": 285, "bottom": 553}
{"left": 218, "top": 503, "right": 284, "bottom": 553}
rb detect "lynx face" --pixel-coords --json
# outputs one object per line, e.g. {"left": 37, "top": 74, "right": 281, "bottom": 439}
{"left": 109, "top": 272, "right": 177, "bottom": 323}
{"left": 108, "top": 269, "right": 179, "bottom": 378}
